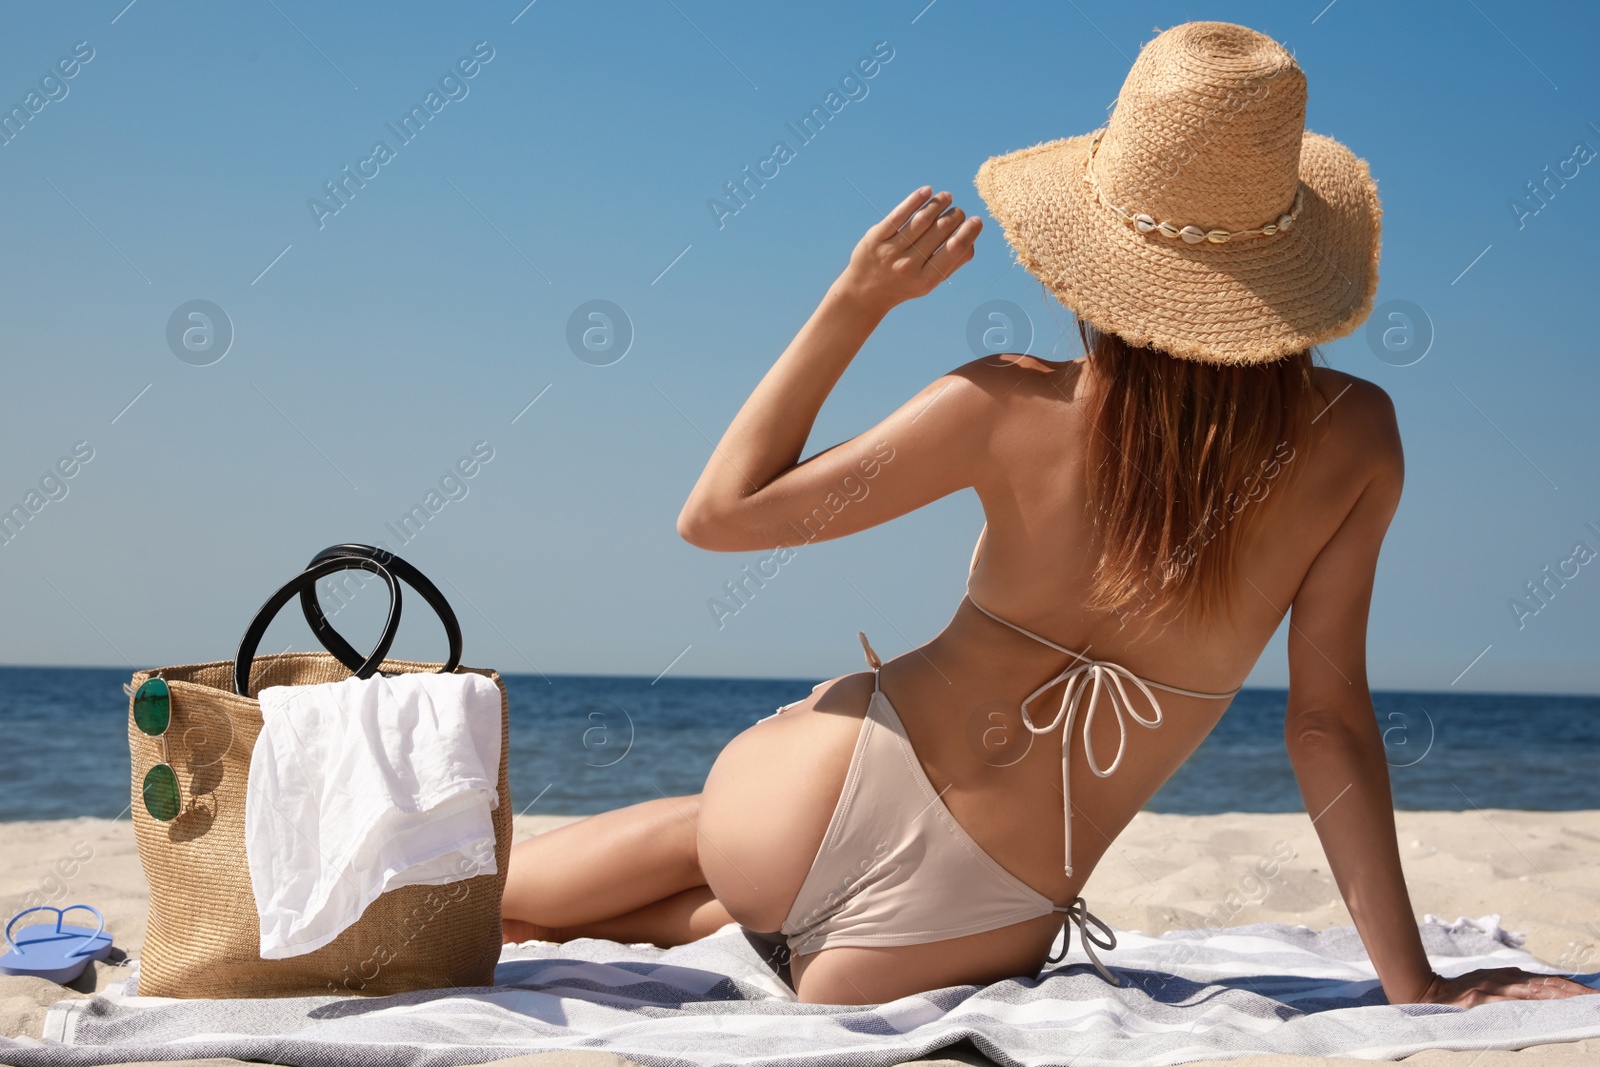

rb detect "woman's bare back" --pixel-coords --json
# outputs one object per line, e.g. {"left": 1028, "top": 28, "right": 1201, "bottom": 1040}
{"left": 697, "top": 354, "right": 1402, "bottom": 1003}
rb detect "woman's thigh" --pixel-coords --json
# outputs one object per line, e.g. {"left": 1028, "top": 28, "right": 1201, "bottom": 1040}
{"left": 502, "top": 794, "right": 708, "bottom": 927}
{"left": 697, "top": 671, "right": 874, "bottom": 932}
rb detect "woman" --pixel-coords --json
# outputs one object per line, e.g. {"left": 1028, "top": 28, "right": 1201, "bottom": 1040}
{"left": 502, "top": 21, "right": 1596, "bottom": 1009}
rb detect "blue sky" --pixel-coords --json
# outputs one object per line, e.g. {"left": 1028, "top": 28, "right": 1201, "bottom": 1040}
{"left": 0, "top": 0, "right": 1594, "bottom": 694}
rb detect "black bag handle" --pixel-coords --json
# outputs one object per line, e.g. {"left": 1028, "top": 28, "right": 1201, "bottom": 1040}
{"left": 235, "top": 557, "right": 402, "bottom": 697}
{"left": 299, "top": 544, "right": 463, "bottom": 676}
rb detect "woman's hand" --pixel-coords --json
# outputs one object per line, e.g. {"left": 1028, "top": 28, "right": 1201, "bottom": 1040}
{"left": 1406, "top": 967, "right": 1599, "bottom": 1007}
{"left": 834, "top": 186, "right": 982, "bottom": 314}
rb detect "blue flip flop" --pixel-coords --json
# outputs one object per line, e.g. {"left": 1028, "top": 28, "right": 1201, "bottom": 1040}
{"left": 0, "top": 905, "right": 114, "bottom": 984}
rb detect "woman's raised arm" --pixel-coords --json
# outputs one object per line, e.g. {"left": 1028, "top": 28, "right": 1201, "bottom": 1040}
{"left": 677, "top": 187, "right": 988, "bottom": 553}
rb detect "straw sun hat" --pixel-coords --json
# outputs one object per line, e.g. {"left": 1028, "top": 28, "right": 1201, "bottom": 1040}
{"left": 974, "top": 21, "right": 1381, "bottom": 365}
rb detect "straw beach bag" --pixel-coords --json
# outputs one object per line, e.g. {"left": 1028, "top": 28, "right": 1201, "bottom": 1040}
{"left": 125, "top": 544, "right": 513, "bottom": 998}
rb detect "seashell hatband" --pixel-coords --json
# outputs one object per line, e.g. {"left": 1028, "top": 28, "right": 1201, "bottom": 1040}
{"left": 1082, "top": 128, "right": 1305, "bottom": 245}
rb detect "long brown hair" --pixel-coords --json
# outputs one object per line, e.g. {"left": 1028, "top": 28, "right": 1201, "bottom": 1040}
{"left": 1078, "top": 320, "right": 1315, "bottom": 626}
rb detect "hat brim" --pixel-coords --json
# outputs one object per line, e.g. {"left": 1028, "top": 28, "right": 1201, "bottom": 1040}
{"left": 973, "top": 130, "right": 1381, "bottom": 365}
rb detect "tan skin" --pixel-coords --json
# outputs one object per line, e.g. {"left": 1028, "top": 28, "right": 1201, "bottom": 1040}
{"left": 502, "top": 186, "right": 1598, "bottom": 1009}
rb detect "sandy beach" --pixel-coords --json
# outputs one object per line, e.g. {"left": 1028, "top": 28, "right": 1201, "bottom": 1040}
{"left": 3, "top": 809, "right": 1597, "bottom": 1067}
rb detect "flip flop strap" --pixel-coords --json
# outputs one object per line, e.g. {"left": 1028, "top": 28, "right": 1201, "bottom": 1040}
{"left": 5, "top": 904, "right": 105, "bottom": 958}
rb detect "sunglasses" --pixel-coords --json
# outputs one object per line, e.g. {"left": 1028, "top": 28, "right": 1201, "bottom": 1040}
{"left": 131, "top": 677, "right": 182, "bottom": 821}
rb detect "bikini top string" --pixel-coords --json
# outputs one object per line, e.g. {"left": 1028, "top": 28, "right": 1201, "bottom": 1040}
{"left": 965, "top": 592, "right": 1241, "bottom": 879}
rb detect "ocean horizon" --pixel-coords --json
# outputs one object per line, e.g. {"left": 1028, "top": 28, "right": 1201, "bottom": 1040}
{"left": 3, "top": 664, "right": 1596, "bottom": 823}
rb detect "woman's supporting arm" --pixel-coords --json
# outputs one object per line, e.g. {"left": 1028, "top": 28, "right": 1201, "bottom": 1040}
{"left": 1287, "top": 379, "right": 1596, "bottom": 1008}
{"left": 1282, "top": 378, "right": 1436, "bottom": 1003}
{"left": 1285, "top": 591, "right": 1598, "bottom": 1004}
{"left": 1285, "top": 697, "right": 1434, "bottom": 1002}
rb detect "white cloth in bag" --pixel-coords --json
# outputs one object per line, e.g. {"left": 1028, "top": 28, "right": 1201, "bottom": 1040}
{"left": 244, "top": 671, "right": 502, "bottom": 960}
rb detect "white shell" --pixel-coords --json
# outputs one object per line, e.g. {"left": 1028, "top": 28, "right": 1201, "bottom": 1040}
{"left": 1262, "top": 223, "right": 1278, "bottom": 235}
{"left": 1206, "top": 229, "right": 1230, "bottom": 244}
{"left": 1179, "top": 225, "right": 1206, "bottom": 244}
{"left": 1133, "top": 214, "right": 1156, "bottom": 233}
{"left": 1278, "top": 213, "right": 1294, "bottom": 231}
{"left": 1156, "top": 220, "right": 1180, "bottom": 238}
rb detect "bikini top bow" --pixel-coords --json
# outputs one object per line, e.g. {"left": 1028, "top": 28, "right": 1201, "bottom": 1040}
{"left": 1019, "top": 655, "right": 1168, "bottom": 878}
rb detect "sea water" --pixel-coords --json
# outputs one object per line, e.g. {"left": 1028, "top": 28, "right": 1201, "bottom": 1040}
{"left": 0, "top": 665, "right": 1594, "bottom": 822}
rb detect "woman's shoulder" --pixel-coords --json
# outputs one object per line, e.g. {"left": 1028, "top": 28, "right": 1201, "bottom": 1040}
{"left": 1306, "top": 366, "right": 1404, "bottom": 483}
{"left": 1310, "top": 365, "right": 1392, "bottom": 414}
{"left": 943, "top": 352, "right": 1087, "bottom": 405}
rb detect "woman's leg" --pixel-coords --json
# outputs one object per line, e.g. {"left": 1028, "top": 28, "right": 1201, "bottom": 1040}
{"left": 505, "top": 885, "right": 734, "bottom": 947}
{"left": 501, "top": 793, "right": 734, "bottom": 946}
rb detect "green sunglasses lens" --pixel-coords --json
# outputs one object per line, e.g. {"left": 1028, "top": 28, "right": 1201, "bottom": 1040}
{"left": 135, "top": 679, "right": 179, "bottom": 820}
{"left": 142, "top": 763, "right": 181, "bottom": 821}
{"left": 133, "top": 678, "right": 171, "bottom": 736}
